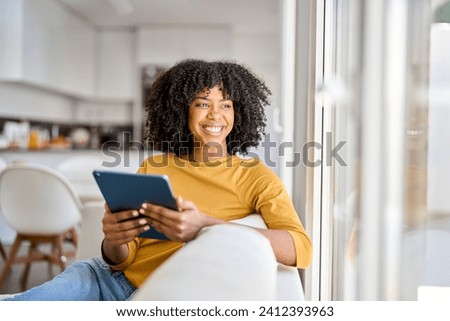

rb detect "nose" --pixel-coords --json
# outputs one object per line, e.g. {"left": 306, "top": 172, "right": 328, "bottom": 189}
{"left": 207, "top": 105, "right": 221, "bottom": 120}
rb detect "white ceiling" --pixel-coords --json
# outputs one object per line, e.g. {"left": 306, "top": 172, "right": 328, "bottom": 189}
{"left": 57, "top": 0, "right": 281, "bottom": 33}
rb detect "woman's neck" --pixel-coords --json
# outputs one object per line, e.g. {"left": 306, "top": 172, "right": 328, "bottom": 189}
{"left": 187, "top": 144, "right": 229, "bottom": 162}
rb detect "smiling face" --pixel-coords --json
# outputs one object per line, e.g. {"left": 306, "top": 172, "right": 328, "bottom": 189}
{"left": 188, "top": 85, "right": 234, "bottom": 160}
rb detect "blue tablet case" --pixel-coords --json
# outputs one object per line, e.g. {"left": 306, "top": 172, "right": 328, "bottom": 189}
{"left": 92, "top": 170, "right": 178, "bottom": 240}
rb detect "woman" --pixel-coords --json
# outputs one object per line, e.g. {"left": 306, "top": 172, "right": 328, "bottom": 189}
{"left": 3, "top": 59, "right": 312, "bottom": 301}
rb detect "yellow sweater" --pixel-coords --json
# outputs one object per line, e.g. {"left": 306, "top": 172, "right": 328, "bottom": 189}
{"left": 111, "top": 154, "right": 312, "bottom": 288}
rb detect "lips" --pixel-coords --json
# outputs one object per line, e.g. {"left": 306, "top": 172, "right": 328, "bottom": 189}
{"left": 202, "top": 125, "right": 225, "bottom": 134}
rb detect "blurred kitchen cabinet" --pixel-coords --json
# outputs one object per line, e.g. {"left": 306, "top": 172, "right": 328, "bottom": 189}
{"left": 74, "top": 102, "right": 132, "bottom": 126}
{"left": 97, "top": 30, "right": 134, "bottom": 101}
{"left": 22, "top": 0, "right": 96, "bottom": 97}
{"left": 0, "top": 0, "right": 96, "bottom": 97}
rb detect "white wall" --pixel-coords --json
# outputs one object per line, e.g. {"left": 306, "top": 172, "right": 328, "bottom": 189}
{"left": 136, "top": 26, "right": 232, "bottom": 66}
{"left": 136, "top": 25, "right": 280, "bottom": 98}
{"left": 231, "top": 32, "right": 281, "bottom": 94}
{"left": 230, "top": 30, "right": 282, "bottom": 174}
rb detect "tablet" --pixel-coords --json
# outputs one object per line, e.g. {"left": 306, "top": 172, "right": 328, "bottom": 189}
{"left": 92, "top": 170, "right": 178, "bottom": 240}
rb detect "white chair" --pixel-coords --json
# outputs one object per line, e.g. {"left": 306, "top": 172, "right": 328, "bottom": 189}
{"left": 56, "top": 155, "right": 105, "bottom": 203}
{"left": 0, "top": 163, "right": 83, "bottom": 291}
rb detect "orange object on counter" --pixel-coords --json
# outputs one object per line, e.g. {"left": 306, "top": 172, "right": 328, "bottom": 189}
{"left": 28, "top": 130, "right": 39, "bottom": 150}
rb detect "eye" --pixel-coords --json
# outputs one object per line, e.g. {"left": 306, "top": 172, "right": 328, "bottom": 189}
{"left": 194, "top": 102, "right": 209, "bottom": 108}
{"left": 222, "top": 103, "right": 233, "bottom": 109}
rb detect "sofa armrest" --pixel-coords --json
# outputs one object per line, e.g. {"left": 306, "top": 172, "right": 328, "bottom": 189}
{"left": 133, "top": 214, "right": 305, "bottom": 301}
{"left": 132, "top": 224, "right": 278, "bottom": 300}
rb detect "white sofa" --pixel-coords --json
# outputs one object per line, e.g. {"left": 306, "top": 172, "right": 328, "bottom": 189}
{"left": 132, "top": 223, "right": 303, "bottom": 300}
{"left": 1, "top": 202, "right": 305, "bottom": 300}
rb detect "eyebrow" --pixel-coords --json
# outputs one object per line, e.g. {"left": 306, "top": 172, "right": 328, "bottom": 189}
{"left": 194, "top": 96, "right": 231, "bottom": 102}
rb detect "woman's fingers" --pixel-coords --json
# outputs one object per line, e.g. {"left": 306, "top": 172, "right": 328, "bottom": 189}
{"left": 102, "top": 198, "right": 205, "bottom": 243}
{"left": 103, "top": 222, "right": 150, "bottom": 245}
{"left": 107, "top": 225, "right": 149, "bottom": 243}
{"left": 102, "top": 207, "right": 152, "bottom": 245}
{"left": 175, "top": 196, "right": 184, "bottom": 212}
{"left": 139, "top": 201, "right": 204, "bottom": 242}
{"left": 139, "top": 203, "right": 177, "bottom": 225}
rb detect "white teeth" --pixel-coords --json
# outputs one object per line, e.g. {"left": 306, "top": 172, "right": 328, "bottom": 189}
{"left": 203, "top": 126, "right": 222, "bottom": 133}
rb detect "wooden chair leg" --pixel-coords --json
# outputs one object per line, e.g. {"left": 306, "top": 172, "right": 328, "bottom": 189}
{"left": 20, "top": 241, "right": 39, "bottom": 291}
{"left": 49, "top": 241, "right": 57, "bottom": 276}
{"left": 0, "top": 240, "right": 6, "bottom": 260}
{"left": 0, "top": 236, "right": 22, "bottom": 291}
{"left": 69, "top": 227, "right": 78, "bottom": 248}
{"left": 1, "top": 232, "right": 75, "bottom": 291}
{"left": 54, "top": 235, "right": 66, "bottom": 272}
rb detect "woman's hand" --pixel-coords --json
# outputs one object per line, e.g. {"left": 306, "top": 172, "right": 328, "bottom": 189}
{"left": 139, "top": 197, "right": 224, "bottom": 242}
{"left": 102, "top": 203, "right": 151, "bottom": 245}
{"left": 101, "top": 203, "right": 151, "bottom": 264}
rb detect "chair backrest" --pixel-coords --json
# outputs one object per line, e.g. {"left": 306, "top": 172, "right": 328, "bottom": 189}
{"left": 57, "top": 155, "right": 105, "bottom": 181}
{"left": 56, "top": 155, "right": 106, "bottom": 201}
{"left": 0, "top": 163, "right": 83, "bottom": 234}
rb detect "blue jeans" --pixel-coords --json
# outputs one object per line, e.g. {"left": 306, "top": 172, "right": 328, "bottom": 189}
{"left": 2, "top": 257, "right": 136, "bottom": 301}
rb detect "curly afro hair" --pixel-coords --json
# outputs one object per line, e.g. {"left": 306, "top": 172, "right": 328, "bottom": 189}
{"left": 145, "top": 59, "right": 271, "bottom": 156}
